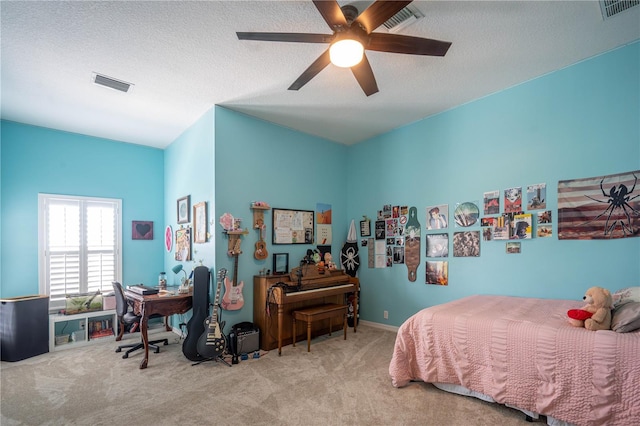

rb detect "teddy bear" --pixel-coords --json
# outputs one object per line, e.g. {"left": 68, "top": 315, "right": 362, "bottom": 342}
{"left": 567, "top": 286, "right": 613, "bottom": 331}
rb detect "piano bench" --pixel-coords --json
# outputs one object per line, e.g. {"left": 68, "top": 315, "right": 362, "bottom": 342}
{"left": 292, "top": 304, "right": 348, "bottom": 352}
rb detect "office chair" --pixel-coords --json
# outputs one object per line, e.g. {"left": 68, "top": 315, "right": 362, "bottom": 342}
{"left": 112, "top": 282, "right": 168, "bottom": 359}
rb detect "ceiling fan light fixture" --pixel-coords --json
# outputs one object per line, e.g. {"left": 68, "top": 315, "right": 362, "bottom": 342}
{"left": 329, "top": 39, "right": 364, "bottom": 68}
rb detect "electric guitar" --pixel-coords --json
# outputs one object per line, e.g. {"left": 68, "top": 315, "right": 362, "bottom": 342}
{"left": 196, "top": 268, "right": 227, "bottom": 359}
{"left": 221, "top": 239, "right": 244, "bottom": 310}
{"left": 254, "top": 224, "right": 268, "bottom": 260}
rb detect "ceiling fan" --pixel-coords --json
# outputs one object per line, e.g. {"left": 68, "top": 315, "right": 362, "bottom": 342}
{"left": 237, "top": 0, "right": 451, "bottom": 96}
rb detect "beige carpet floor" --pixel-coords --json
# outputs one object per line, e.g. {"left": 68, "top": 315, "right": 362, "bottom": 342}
{"left": 1, "top": 324, "right": 536, "bottom": 425}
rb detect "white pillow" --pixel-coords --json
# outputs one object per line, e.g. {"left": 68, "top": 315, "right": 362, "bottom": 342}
{"left": 611, "top": 302, "right": 640, "bottom": 333}
{"left": 612, "top": 287, "right": 640, "bottom": 308}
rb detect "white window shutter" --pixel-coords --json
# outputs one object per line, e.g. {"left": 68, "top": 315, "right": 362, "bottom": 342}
{"left": 39, "top": 194, "right": 121, "bottom": 310}
{"left": 47, "top": 200, "right": 81, "bottom": 299}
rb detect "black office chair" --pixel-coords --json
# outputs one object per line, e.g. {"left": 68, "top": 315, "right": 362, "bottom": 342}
{"left": 112, "top": 282, "right": 168, "bottom": 359}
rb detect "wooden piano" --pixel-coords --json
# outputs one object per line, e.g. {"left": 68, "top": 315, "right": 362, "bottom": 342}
{"left": 253, "top": 265, "right": 359, "bottom": 354}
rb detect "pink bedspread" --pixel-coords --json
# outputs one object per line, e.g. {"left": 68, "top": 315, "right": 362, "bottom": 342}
{"left": 389, "top": 295, "right": 640, "bottom": 426}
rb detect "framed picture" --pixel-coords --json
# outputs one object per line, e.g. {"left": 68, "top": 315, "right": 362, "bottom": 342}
{"left": 177, "top": 195, "right": 190, "bottom": 224}
{"left": 506, "top": 242, "right": 521, "bottom": 254}
{"left": 360, "top": 219, "right": 371, "bottom": 237}
{"left": 453, "top": 231, "right": 481, "bottom": 257}
{"left": 426, "top": 233, "right": 449, "bottom": 257}
{"left": 272, "top": 253, "right": 289, "bottom": 275}
{"left": 132, "top": 221, "right": 153, "bottom": 240}
{"left": 175, "top": 227, "right": 191, "bottom": 261}
{"left": 426, "top": 261, "right": 449, "bottom": 285}
{"left": 272, "top": 208, "right": 314, "bottom": 244}
{"left": 193, "top": 201, "right": 207, "bottom": 243}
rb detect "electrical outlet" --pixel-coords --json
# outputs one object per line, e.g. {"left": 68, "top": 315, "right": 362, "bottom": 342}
{"left": 383, "top": 310, "right": 388, "bottom": 319}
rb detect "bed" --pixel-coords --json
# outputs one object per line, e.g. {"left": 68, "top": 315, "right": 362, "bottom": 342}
{"left": 389, "top": 294, "right": 640, "bottom": 426}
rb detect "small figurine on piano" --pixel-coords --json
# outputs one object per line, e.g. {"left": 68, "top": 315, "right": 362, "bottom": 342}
{"left": 324, "top": 252, "right": 337, "bottom": 270}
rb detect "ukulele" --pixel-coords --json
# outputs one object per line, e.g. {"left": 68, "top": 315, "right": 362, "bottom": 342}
{"left": 254, "top": 224, "right": 268, "bottom": 260}
{"left": 221, "top": 239, "right": 244, "bottom": 310}
{"left": 196, "top": 268, "right": 227, "bottom": 359}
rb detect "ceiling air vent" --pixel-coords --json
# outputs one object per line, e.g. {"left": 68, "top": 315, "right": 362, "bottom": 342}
{"left": 382, "top": 4, "right": 424, "bottom": 33}
{"left": 92, "top": 72, "right": 134, "bottom": 93}
{"left": 599, "top": 0, "right": 639, "bottom": 19}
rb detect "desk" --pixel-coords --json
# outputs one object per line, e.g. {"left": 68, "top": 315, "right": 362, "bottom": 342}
{"left": 124, "top": 289, "right": 192, "bottom": 369}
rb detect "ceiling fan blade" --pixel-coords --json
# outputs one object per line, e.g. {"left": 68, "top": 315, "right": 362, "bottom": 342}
{"left": 351, "top": 54, "right": 379, "bottom": 97}
{"left": 367, "top": 33, "right": 451, "bottom": 56}
{"left": 288, "top": 49, "right": 331, "bottom": 91}
{"left": 313, "top": 0, "right": 348, "bottom": 31}
{"left": 237, "top": 32, "right": 332, "bottom": 43}
{"left": 355, "top": 0, "right": 413, "bottom": 34}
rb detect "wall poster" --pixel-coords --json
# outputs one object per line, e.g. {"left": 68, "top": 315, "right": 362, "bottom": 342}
{"left": 558, "top": 170, "right": 640, "bottom": 239}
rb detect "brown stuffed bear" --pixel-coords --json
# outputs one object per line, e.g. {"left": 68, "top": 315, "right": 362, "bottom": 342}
{"left": 567, "top": 286, "right": 613, "bottom": 331}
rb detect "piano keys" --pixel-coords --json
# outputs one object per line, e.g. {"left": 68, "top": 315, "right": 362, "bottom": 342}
{"left": 253, "top": 266, "right": 359, "bottom": 354}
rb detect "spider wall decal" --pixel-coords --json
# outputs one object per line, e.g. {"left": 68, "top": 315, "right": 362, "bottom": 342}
{"left": 583, "top": 172, "right": 640, "bottom": 236}
{"left": 340, "top": 246, "right": 359, "bottom": 271}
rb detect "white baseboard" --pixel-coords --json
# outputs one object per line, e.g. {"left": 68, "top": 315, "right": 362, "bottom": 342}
{"left": 359, "top": 320, "right": 399, "bottom": 333}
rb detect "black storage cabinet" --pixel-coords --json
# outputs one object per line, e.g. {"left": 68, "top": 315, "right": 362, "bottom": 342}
{"left": 1, "top": 295, "right": 49, "bottom": 361}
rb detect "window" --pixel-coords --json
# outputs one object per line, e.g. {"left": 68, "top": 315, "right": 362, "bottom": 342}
{"left": 39, "top": 194, "right": 122, "bottom": 311}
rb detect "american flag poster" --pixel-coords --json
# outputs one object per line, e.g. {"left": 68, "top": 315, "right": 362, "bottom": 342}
{"left": 558, "top": 170, "right": 640, "bottom": 240}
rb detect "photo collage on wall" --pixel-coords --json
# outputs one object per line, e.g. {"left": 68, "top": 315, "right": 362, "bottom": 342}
{"left": 452, "top": 201, "right": 481, "bottom": 259}
{"left": 365, "top": 204, "right": 412, "bottom": 269}
{"left": 362, "top": 182, "right": 549, "bottom": 286}
{"left": 424, "top": 203, "right": 448, "bottom": 286}
{"left": 372, "top": 204, "right": 408, "bottom": 268}
{"left": 481, "top": 183, "right": 551, "bottom": 252}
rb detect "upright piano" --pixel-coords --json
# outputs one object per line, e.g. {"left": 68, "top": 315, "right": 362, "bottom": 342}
{"left": 253, "top": 265, "right": 359, "bottom": 354}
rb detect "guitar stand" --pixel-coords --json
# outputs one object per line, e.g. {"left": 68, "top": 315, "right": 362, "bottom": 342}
{"left": 191, "top": 354, "right": 232, "bottom": 367}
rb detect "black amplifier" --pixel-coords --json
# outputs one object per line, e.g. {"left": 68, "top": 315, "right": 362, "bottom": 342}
{"left": 228, "top": 322, "right": 260, "bottom": 357}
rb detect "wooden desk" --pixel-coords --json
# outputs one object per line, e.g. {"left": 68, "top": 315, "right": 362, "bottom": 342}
{"left": 124, "top": 289, "right": 192, "bottom": 369}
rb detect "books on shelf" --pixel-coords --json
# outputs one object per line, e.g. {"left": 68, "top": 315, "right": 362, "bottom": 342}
{"left": 88, "top": 318, "right": 114, "bottom": 339}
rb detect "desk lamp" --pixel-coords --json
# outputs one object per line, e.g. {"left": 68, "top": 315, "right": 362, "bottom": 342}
{"left": 172, "top": 264, "right": 187, "bottom": 284}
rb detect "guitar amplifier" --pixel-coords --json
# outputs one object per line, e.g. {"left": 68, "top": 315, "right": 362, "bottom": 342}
{"left": 228, "top": 322, "right": 260, "bottom": 356}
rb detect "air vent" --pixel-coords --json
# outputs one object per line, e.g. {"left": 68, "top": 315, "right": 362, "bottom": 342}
{"left": 92, "top": 73, "right": 133, "bottom": 93}
{"left": 599, "top": 0, "right": 639, "bottom": 19}
{"left": 382, "top": 4, "right": 424, "bottom": 33}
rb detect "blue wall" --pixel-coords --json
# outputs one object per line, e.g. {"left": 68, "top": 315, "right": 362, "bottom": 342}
{"left": 161, "top": 109, "right": 215, "bottom": 328}
{"left": 1, "top": 42, "right": 638, "bottom": 331}
{"left": 163, "top": 109, "right": 216, "bottom": 281}
{"left": 348, "top": 42, "right": 640, "bottom": 326}
{"left": 212, "top": 106, "right": 350, "bottom": 327}
{"left": 0, "top": 122, "right": 165, "bottom": 298}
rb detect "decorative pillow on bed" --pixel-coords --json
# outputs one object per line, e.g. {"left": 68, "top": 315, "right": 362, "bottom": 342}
{"left": 611, "top": 302, "right": 640, "bottom": 333}
{"left": 612, "top": 287, "right": 640, "bottom": 308}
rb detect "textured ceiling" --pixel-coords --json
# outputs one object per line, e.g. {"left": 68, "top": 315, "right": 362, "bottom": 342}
{"left": 1, "top": 1, "right": 639, "bottom": 148}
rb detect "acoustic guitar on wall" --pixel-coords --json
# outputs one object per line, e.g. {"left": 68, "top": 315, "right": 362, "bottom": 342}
{"left": 254, "top": 224, "right": 268, "bottom": 260}
{"left": 221, "top": 238, "right": 244, "bottom": 310}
